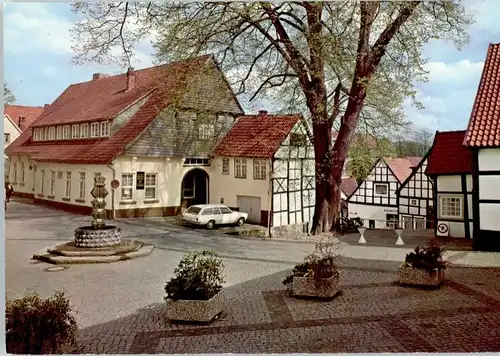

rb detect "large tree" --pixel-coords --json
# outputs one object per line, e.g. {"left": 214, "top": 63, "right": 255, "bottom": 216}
{"left": 71, "top": 1, "right": 471, "bottom": 234}
{"left": 4, "top": 83, "right": 16, "bottom": 105}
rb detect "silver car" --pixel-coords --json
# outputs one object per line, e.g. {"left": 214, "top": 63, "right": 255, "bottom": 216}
{"left": 181, "top": 204, "right": 248, "bottom": 230}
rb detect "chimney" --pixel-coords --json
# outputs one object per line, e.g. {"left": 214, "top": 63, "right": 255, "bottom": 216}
{"left": 126, "top": 67, "right": 135, "bottom": 91}
{"left": 258, "top": 110, "right": 268, "bottom": 116}
{"left": 44, "top": 104, "right": 49, "bottom": 109}
{"left": 18, "top": 116, "right": 26, "bottom": 128}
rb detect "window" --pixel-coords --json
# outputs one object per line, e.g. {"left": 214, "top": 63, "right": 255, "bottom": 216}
{"left": 220, "top": 207, "right": 232, "bottom": 214}
{"left": 182, "top": 176, "right": 195, "bottom": 198}
{"left": 80, "top": 123, "right": 89, "bottom": 138}
{"left": 32, "top": 129, "right": 39, "bottom": 141}
{"left": 374, "top": 183, "right": 388, "bottom": 196}
{"left": 183, "top": 157, "right": 210, "bottom": 166}
{"left": 65, "top": 172, "right": 72, "bottom": 197}
{"left": 121, "top": 173, "right": 134, "bottom": 200}
{"left": 13, "top": 162, "right": 17, "bottom": 182}
{"left": 235, "top": 158, "right": 247, "bottom": 179}
{"left": 186, "top": 206, "right": 201, "bottom": 215}
{"left": 20, "top": 163, "right": 25, "bottom": 183}
{"left": 79, "top": 172, "right": 86, "bottom": 199}
{"left": 39, "top": 170, "right": 45, "bottom": 194}
{"left": 198, "top": 123, "right": 215, "bottom": 140}
{"left": 201, "top": 208, "right": 213, "bottom": 215}
{"left": 386, "top": 214, "right": 399, "bottom": 229}
{"left": 439, "top": 195, "right": 462, "bottom": 219}
{"left": 44, "top": 127, "right": 49, "bottom": 140}
{"left": 50, "top": 171, "right": 56, "bottom": 195}
{"left": 145, "top": 173, "right": 157, "bottom": 200}
{"left": 290, "top": 133, "right": 307, "bottom": 147}
{"left": 56, "top": 126, "right": 63, "bottom": 140}
{"left": 100, "top": 121, "right": 109, "bottom": 137}
{"left": 402, "top": 215, "right": 413, "bottom": 230}
{"left": 72, "top": 125, "right": 80, "bottom": 139}
{"left": 90, "top": 122, "right": 99, "bottom": 137}
{"left": 63, "top": 125, "right": 70, "bottom": 139}
{"left": 411, "top": 199, "right": 418, "bottom": 206}
{"left": 222, "top": 158, "right": 230, "bottom": 175}
{"left": 414, "top": 217, "right": 425, "bottom": 230}
{"left": 4, "top": 133, "right": 10, "bottom": 143}
{"left": 49, "top": 127, "right": 56, "bottom": 140}
{"left": 253, "top": 159, "right": 267, "bottom": 180}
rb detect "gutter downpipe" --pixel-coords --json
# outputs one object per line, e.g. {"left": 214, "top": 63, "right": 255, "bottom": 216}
{"left": 107, "top": 161, "right": 116, "bottom": 220}
{"left": 268, "top": 159, "right": 274, "bottom": 238}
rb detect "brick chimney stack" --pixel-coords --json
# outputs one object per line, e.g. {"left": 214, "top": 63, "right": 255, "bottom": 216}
{"left": 126, "top": 67, "right": 135, "bottom": 91}
{"left": 18, "top": 116, "right": 26, "bottom": 128}
{"left": 92, "top": 73, "right": 109, "bottom": 80}
{"left": 258, "top": 110, "right": 268, "bottom": 116}
{"left": 44, "top": 104, "right": 49, "bottom": 109}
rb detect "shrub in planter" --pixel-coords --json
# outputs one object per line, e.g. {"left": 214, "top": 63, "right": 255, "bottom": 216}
{"left": 164, "top": 250, "right": 225, "bottom": 323}
{"left": 6, "top": 291, "right": 79, "bottom": 354}
{"left": 400, "top": 239, "right": 447, "bottom": 287}
{"left": 283, "top": 238, "right": 341, "bottom": 299}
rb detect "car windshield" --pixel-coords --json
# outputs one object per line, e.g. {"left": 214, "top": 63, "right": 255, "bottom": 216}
{"left": 185, "top": 206, "right": 202, "bottom": 214}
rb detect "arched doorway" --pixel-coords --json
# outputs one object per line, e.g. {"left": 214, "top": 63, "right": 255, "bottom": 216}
{"left": 180, "top": 168, "right": 209, "bottom": 212}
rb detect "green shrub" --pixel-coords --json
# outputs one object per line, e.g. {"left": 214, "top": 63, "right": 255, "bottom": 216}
{"left": 165, "top": 250, "right": 225, "bottom": 301}
{"left": 6, "top": 291, "right": 78, "bottom": 354}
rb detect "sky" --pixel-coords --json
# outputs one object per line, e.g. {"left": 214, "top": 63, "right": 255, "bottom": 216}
{"left": 4, "top": 1, "right": 500, "bottom": 133}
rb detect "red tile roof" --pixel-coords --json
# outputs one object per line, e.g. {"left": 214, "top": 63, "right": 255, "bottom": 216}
{"left": 426, "top": 131, "right": 473, "bottom": 175}
{"left": 4, "top": 105, "right": 45, "bottom": 131}
{"left": 340, "top": 177, "right": 358, "bottom": 197}
{"left": 464, "top": 43, "right": 500, "bottom": 147}
{"left": 6, "top": 55, "right": 214, "bottom": 164}
{"left": 385, "top": 157, "right": 422, "bottom": 183}
{"left": 212, "top": 113, "right": 301, "bottom": 158}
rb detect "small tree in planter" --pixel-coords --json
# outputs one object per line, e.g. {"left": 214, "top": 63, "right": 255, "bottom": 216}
{"left": 283, "top": 237, "right": 341, "bottom": 299}
{"left": 165, "top": 250, "right": 225, "bottom": 323}
{"left": 400, "top": 239, "right": 447, "bottom": 288}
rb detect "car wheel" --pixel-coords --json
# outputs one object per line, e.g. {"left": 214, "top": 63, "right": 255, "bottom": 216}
{"left": 236, "top": 217, "right": 245, "bottom": 226}
{"left": 206, "top": 220, "right": 215, "bottom": 230}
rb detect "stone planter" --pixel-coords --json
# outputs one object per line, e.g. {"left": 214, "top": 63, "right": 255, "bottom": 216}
{"left": 399, "top": 265, "right": 445, "bottom": 287}
{"left": 165, "top": 292, "right": 223, "bottom": 323}
{"left": 292, "top": 274, "right": 340, "bottom": 299}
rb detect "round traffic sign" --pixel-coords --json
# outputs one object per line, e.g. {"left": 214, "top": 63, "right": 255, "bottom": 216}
{"left": 110, "top": 179, "right": 120, "bottom": 189}
{"left": 437, "top": 223, "right": 448, "bottom": 234}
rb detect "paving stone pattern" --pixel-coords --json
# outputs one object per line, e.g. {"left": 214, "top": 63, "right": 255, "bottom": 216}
{"left": 79, "top": 266, "right": 500, "bottom": 354}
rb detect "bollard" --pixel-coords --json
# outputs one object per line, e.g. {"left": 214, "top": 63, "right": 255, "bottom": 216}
{"left": 358, "top": 227, "right": 367, "bottom": 244}
{"left": 395, "top": 229, "right": 404, "bottom": 245}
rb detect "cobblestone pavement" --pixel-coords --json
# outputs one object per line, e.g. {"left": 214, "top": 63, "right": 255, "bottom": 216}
{"left": 6, "top": 201, "right": 500, "bottom": 353}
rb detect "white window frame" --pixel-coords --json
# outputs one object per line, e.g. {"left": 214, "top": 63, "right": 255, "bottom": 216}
{"left": 5, "top": 133, "right": 10, "bottom": 143}
{"left": 49, "top": 127, "right": 56, "bottom": 140}
{"left": 198, "top": 123, "right": 215, "bottom": 140}
{"left": 56, "top": 126, "right": 63, "bottom": 140}
{"left": 65, "top": 172, "right": 72, "bottom": 198}
{"left": 20, "top": 163, "right": 25, "bottom": 183}
{"left": 253, "top": 159, "right": 267, "bottom": 180}
{"left": 80, "top": 123, "right": 89, "bottom": 138}
{"left": 439, "top": 195, "right": 463, "bottom": 219}
{"left": 121, "top": 173, "right": 134, "bottom": 201}
{"left": 145, "top": 173, "right": 157, "bottom": 200}
{"left": 374, "top": 183, "right": 389, "bottom": 196}
{"left": 63, "top": 125, "right": 70, "bottom": 139}
{"left": 39, "top": 170, "right": 45, "bottom": 194}
{"left": 90, "top": 122, "right": 99, "bottom": 138}
{"left": 71, "top": 125, "right": 80, "bottom": 139}
{"left": 78, "top": 172, "right": 86, "bottom": 199}
{"left": 50, "top": 170, "right": 56, "bottom": 195}
{"left": 234, "top": 158, "right": 247, "bottom": 179}
{"left": 386, "top": 214, "right": 399, "bottom": 229}
{"left": 44, "top": 127, "right": 49, "bottom": 140}
{"left": 100, "top": 121, "right": 109, "bottom": 137}
{"left": 222, "top": 158, "right": 230, "bottom": 175}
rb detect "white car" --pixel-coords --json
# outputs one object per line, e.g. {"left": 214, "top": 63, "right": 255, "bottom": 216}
{"left": 181, "top": 204, "right": 248, "bottom": 230}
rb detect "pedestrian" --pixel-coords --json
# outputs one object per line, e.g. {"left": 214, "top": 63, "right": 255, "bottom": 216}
{"left": 5, "top": 181, "right": 14, "bottom": 203}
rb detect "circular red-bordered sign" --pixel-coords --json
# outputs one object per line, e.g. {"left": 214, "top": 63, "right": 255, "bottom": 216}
{"left": 110, "top": 179, "right": 120, "bottom": 189}
{"left": 437, "top": 223, "right": 449, "bottom": 234}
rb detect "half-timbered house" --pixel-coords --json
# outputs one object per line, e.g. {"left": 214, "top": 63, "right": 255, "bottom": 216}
{"left": 347, "top": 157, "right": 421, "bottom": 228}
{"left": 397, "top": 154, "right": 434, "bottom": 230}
{"left": 211, "top": 111, "right": 315, "bottom": 234}
{"left": 425, "top": 130, "right": 474, "bottom": 239}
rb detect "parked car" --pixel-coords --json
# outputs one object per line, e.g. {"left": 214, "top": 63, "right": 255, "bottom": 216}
{"left": 181, "top": 204, "right": 248, "bottom": 230}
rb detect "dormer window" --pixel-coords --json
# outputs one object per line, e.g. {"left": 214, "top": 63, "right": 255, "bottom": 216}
{"left": 80, "top": 123, "right": 89, "bottom": 138}
{"left": 90, "top": 122, "right": 99, "bottom": 137}
{"left": 71, "top": 125, "right": 80, "bottom": 139}
{"left": 63, "top": 125, "right": 70, "bottom": 139}
{"left": 100, "top": 121, "right": 109, "bottom": 137}
{"left": 44, "top": 127, "right": 49, "bottom": 140}
{"left": 49, "top": 127, "right": 55, "bottom": 140}
{"left": 56, "top": 126, "right": 62, "bottom": 140}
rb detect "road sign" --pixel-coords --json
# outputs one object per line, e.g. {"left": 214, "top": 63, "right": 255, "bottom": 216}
{"left": 110, "top": 179, "right": 120, "bottom": 189}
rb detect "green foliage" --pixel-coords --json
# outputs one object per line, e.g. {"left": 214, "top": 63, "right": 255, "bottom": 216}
{"left": 283, "top": 238, "right": 341, "bottom": 287}
{"left": 165, "top": 250, "right": 225, "bottom": 301}
{"left": 404, "top": 239, "right": 447, "bottom": 271}
{"left": 4, "top": 83, "right": 16, "bottom": 105}
{"left": 6, "top": 291, "right": 78, "bottom": 354}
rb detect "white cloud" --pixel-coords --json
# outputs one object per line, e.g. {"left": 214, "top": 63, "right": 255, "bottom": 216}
{"left": 423, "top": 60, "right": 484, "bottom": 84}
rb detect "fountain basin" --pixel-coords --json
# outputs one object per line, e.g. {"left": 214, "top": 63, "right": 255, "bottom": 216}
{"left": 74, "top": 225, "right": 122, "bottom": 248}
